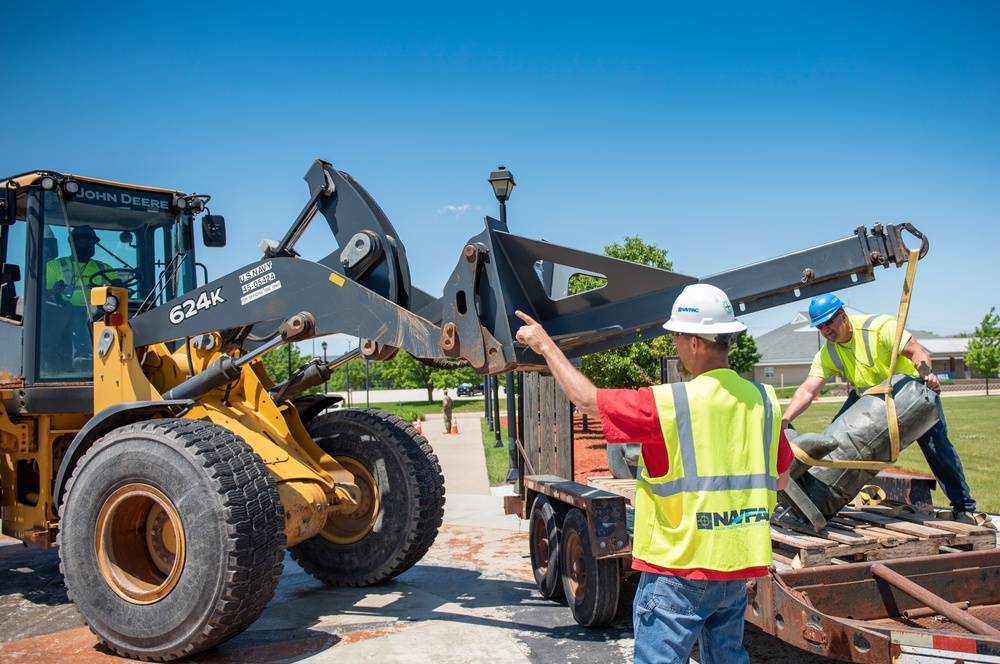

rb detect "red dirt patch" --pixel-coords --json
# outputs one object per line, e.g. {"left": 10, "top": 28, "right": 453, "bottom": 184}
{"left": 572, "top": 413, "right": 611, "bottom": 483}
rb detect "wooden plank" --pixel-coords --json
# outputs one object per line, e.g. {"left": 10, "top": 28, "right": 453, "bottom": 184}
{"left": 555, "top": 387, "right": 573, "bottom": 479}
{"left": 588, "top": 477, "right": 637, "bottom": 504}
{"left": 540, "top": 376, "right": 556, "bottom": 475}
{"left": 770, "top": 528, "right": 837, "bottom": 550}
{"left": 524, "top": 373, "right": 540, "bottom": 476}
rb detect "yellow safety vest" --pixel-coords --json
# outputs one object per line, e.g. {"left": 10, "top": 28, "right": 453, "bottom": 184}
{"left": 45, "top": 257, "right": 116, "bottom": 307}
{"left": 814, "top": 314, "right": 918, "bottom": 395}
{"left": 632, "top": 369, "right": 779, "bottom": 572}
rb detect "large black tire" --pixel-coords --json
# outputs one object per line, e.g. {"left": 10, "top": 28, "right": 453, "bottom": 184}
{"left": 560, "top": 508, "right": 620, "bottom": 627}
{"left": 58, "top": 419, "right": 285, "bottom": 661}
{"left": 291, "top": 408, "right": 445, "bottom": 586}
{"left": 528, "top": 495, "right": 564, "bottom": 599}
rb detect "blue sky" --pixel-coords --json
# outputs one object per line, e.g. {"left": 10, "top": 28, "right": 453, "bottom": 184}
{"left": 5, "top": 2, "right": 998, "bottom": 357}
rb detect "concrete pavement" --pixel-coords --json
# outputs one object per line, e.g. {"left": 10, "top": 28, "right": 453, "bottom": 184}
{"left": 0, "top": 410, "right": 838, "bottom": 663}
{"left": 0, "top": 412, "right": 636, "bottom": 663}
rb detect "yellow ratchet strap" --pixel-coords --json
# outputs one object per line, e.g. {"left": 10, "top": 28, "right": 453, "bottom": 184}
{"left": 791, "top": 245, "right": 921, "bottom": 471}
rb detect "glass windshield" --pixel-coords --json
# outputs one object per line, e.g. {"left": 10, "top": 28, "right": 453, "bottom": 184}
{"left": 39, "top": 182, "right": 196, "bottom": 380}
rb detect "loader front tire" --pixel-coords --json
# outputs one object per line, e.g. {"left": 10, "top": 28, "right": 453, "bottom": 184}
{"left": 59, "top": 419, "right": 285, "bottom": 661}
{"left": 291, "top": 408, "right": 445, "bottom": 586}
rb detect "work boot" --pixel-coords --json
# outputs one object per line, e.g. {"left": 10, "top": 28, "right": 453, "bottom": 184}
{"left": 953, "top": 511, "right": 978, "bottom": 525}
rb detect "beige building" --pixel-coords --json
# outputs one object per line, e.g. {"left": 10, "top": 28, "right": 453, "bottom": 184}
{"left": 752, "top": 308, "right": 981, "bottom": 388}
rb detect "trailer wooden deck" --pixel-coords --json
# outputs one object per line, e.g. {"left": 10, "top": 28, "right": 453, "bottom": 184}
{"left": 587, "top": 476, "right": 998, "bottom": 569}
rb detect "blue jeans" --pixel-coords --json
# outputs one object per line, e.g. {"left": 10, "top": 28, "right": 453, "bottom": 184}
{"left": 835, "top": 391, "right": 975, "bottom": 514}
{"left": 633, "top": 572, "right": 749, "bottom": 664}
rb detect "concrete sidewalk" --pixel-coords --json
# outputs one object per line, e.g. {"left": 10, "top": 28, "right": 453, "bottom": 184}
{"left": 421, "top": 411, "right": 523, "bottom": 530}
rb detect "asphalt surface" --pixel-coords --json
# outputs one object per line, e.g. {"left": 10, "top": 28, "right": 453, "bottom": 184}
{"left": 0, "top": 410, "right": 838, "bottom": 663}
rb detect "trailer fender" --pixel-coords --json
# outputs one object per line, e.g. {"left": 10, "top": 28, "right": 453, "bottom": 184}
{"left": 52, "top": 399, "right": 195, "bottom": 515}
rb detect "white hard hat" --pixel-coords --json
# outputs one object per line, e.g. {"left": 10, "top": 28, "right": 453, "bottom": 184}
{"left": 662, "top": 284, "right": 746, "bottom": 337}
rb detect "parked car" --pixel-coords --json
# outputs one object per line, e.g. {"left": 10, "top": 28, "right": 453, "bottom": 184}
{"left": 457, "top": 383, "right": 484, "bottom": 396}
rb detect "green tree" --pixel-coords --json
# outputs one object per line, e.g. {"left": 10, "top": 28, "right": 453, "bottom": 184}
{"left": 377, "top": 351, "right": 427, "bottom": 394}
{"left": 569, "top": 235, "right": 761, "bottom": 387}
{"left": 430, "top": 363, "right": 479, "bottom": 391}
{"left": 261, "top": 344, "right": 316, "bottom": 390}
{"left": 965, "top": 306, "right": 1000, "bottom": 396}
{"left": 571, "top": 236, "right": 676, "bottom": 388}
{"left": 727, "top": 331, "right": 762, "bottom": 376}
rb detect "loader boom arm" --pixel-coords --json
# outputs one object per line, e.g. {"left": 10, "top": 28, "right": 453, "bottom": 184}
{"left": 131, "top": 159, "right": 928, "bottom": 378}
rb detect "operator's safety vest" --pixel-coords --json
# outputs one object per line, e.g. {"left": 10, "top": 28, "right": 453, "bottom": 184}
{"left": 46, "top": 257, "right": 117, "bottom": 307}
{"left": 632, "top": 369, "right": 780, "bottom": 573}
{"left": 821, "top": 315, "right": 918, "bottom": 395}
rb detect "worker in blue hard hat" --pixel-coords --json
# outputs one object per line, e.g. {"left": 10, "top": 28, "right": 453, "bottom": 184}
{"left": 782, "top": 292, "right": 980, "bottom": 526}
{"left": 515, "top": 283, "right": 793, "bottom": 664}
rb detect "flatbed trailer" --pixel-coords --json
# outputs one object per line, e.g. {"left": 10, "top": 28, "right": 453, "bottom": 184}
{"left": 508, "top": 384, "right": 1000, "bottom": 662}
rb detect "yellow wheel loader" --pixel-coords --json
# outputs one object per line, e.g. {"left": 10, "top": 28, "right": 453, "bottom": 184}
{"left": 0, "top": 159, "right": 929, "bottom": 660}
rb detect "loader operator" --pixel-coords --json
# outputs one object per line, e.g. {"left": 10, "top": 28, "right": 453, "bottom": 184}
{"left": 516, "top": 284, "right": 792, "bottom": 664}
{"left": 780, "top": 292, "right": 980, "bottom": 526}
{"left": 44, "top": 225, "right": 118, "bottom": 369}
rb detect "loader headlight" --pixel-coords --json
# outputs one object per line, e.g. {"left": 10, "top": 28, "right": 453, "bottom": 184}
{"left": 62, "top": 178, "right": 80, "bottom": 196}
{"left": 102, "top": 294, "right": 120, "bottom": 314}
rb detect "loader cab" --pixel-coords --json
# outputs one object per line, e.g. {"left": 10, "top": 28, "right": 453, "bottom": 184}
{"left": 0, "top": 171, "right": 208, "bottom": 412}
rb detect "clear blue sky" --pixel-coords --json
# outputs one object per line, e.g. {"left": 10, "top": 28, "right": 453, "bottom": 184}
{"left": 5, "top": 2, "right": 998, "bottom": 357}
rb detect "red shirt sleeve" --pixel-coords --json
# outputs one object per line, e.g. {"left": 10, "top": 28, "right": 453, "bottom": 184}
{"left": 777, "top": 429, "right": 793, "bottom": 475}
{"left": 596, "top": 387, "right": 670, "bottom": 477}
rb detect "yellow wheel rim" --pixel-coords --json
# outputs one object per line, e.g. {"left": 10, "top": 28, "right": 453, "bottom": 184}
{"left": 95, "top": 483, "right": 185, "bottom": 604}
{"left": 320, "top": 457, "right": 379, "bottom": 545}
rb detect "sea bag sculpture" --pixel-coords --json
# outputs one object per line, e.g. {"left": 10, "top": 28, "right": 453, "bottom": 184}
{"left": 780, "top": 374, "right": 940, "bottom": 530}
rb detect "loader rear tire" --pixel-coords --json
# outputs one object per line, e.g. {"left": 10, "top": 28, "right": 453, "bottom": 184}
{"left": 58, "top": 419, "right": 285, "bottom": 661}
{"left": 291, "top": 408, "right": 445, "bottom": 586}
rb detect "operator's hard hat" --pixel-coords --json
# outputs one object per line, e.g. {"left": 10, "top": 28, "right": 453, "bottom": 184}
{"left": 662, "top": 284, "right": 746, "bottom": 339}
{"left": 809, "top": 293, "right": 845, "bottom": 327}
{"left": 71, "top": 225, "right": 99, "bottom": 241}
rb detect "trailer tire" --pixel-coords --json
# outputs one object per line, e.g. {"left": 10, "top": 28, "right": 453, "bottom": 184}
{"left": 58, "top": 419, "right": 285, "bottom": 661}
{"left": 529, "top": 495, "right": 564, "bottom": 599}
{"left": 561, "top": 508, "right": 619, "bottom": 627}
{"left": 291, "top": 408, "right": 445, "bottom": 586}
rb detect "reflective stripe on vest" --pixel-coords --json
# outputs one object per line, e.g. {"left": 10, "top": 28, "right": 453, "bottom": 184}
{"left": 638, "top": 381, "right": 777, "bottom": 498}
{"left": 826, "top": 314, "right": 879, "bottom": 390}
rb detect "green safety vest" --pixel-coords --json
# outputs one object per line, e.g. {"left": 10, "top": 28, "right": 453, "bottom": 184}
{"left": 632, "top": 369, "right": 779, "bottom": 572}
{"left": 45, "top": 257, "right": 117, "bottom": 307}
{"left": 817, "top": 314, "right": 918, "bottom": 395}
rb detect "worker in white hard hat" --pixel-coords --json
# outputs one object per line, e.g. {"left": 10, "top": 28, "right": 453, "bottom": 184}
{"left": 782, "top": 292, "right": 980, "bottom": 526}
{"left": 515, "top": 282, "right": 792, "bottom": 664}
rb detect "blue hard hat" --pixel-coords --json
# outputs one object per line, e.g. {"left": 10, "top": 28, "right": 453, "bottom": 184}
{"left": 809, "top": 293, "right": 845, "bottom": 327}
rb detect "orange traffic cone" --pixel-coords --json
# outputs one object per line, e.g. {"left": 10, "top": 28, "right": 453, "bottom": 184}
{"left": 414, "top": 419, "right": 423, "bottom": 434}
{"left": 450, "top": 415, "right": 459, "bottom": 435}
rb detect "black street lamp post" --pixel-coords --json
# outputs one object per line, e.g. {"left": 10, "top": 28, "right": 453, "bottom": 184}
{"left": 321, "top": 341, "right": 328, "bottom": 393}
{"left": 488, "top": 166, "right": 520, "bottom": 481}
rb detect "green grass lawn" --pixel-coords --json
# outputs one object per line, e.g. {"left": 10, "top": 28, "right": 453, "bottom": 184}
{"left": 365, "top": 397, "right": 490, "bottom": 422}
{"left": 791, "top": 395, "right": 1000, "bottom": 513}
{"left": 481, "top": 418, "right": 513, "bottom": 484}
